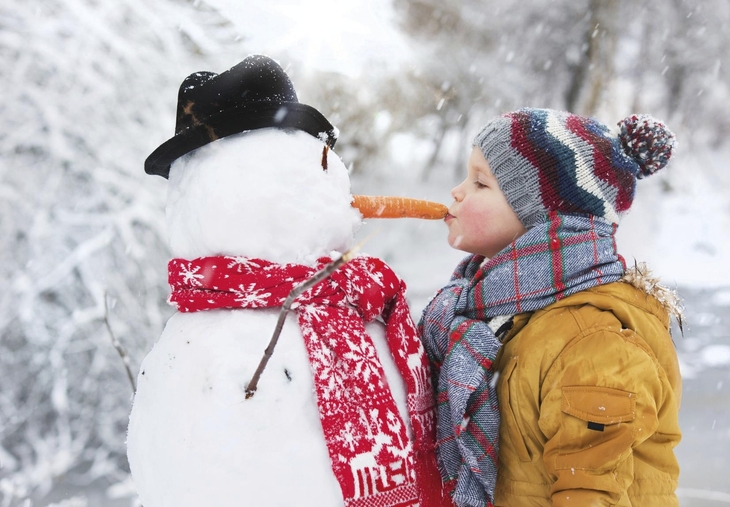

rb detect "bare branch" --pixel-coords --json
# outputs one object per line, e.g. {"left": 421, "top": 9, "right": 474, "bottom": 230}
{"left": 104, "top": 292, "right": 137, "bottom": 394}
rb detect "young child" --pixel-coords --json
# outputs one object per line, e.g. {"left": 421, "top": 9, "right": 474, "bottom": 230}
{"left": 419, "top": 108, "right": 682, "bottom": 507}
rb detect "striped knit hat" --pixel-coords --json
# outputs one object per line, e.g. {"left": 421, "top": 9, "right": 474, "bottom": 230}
{"left": 473, "top": 108, "right": 676, "bottom": 227}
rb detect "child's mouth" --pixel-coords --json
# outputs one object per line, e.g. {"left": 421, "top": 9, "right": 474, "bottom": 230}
{"left": 444, "top": 213, "right": 455, "bottom": 222}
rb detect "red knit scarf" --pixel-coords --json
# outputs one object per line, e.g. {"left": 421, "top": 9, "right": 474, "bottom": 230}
{"left": 168, "top": 255, "right": 451, "bottom": 507}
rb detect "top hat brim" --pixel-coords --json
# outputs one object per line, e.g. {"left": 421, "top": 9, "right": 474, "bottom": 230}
{"left": 145, "top": 101, "right": 337, "bottom": 178}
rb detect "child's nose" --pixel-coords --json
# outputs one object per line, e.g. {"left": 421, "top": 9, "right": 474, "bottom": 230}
{"left": 451, "top": 184, "right": 464, "bottom": 201}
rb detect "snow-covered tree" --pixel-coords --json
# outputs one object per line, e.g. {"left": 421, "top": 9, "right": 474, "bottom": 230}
{"left": 392, "top": 0, "right": 730, "bottom": 176}
{"left": 0, "top": 0, "right": 246, "bottom": 501}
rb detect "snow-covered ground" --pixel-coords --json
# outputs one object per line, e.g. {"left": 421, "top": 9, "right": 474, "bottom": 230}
{"left": 674, "top": 286, "right": 730, "bottom": 507}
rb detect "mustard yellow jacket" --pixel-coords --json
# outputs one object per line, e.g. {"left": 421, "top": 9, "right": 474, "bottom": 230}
{"left": 493, "top": 277, "right": 682, "bottom": 507}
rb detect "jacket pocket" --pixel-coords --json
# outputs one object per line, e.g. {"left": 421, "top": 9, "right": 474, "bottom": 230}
{"left": 556, "top": 385, "right": 636, "bottom": 471}
{"left": 498, "top": 356, "right": 532, "bottom": 462}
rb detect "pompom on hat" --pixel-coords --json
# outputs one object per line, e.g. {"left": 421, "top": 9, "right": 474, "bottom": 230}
{"left": 145, "top": 55, "right": 338, "bottom": 178}
{"left": 618, "top": 114, "right": 677, "bottom": 178}
{"left": 473, "top": 108, "right": 676, "bottom": 227}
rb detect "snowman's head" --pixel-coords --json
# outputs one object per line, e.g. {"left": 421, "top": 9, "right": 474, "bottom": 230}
{"left": 150, "top": 55, "right": 448, "bottom": 264}
{"left": 166, "top": 128, "right": 360, "bottom": 265}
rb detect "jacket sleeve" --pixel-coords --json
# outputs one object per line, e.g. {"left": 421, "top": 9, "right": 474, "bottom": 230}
{"left": 537, "top": 324, "right": 665, "bottom": 507}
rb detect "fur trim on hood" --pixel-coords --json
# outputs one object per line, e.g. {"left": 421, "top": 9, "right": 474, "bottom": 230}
{"left": 621, "top": 261, "right": 684, "bottom": 333}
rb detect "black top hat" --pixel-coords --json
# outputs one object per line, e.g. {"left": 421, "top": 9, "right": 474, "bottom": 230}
{"left": 145, "top": 55, "right": 338, "bottom": 178}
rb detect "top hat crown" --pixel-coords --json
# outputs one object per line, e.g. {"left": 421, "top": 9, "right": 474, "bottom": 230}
{"left": 145, "top": 55, "right": 338, "bottom": 178}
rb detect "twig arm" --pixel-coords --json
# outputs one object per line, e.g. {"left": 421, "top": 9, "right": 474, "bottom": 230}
{"left": 244, "top": 249, "right": 358, "bottom": 399}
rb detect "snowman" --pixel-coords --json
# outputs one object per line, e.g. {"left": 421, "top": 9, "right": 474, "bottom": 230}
{"left": 127, "top": 55, "right": 452, "bottom": 507}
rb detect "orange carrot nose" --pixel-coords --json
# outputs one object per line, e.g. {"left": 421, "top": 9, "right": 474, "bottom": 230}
{"left": 351, "top": 195, "right": 449, "bottom": 220}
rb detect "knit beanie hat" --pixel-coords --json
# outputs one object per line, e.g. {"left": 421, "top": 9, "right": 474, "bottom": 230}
{"left": 473, "top": 108, "right": 676, "bottom": 228}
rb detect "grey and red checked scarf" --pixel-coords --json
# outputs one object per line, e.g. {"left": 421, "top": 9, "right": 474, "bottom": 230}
{"left": 418, "top": 212, "right": 626, "bottom": 507}
{"left": 168, "top": 255, "right": 451, "bottom": 507}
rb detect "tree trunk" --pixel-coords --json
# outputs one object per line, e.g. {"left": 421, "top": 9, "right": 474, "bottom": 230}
{"left": 565, "top": 0, "right": 619, "bottom": 115}
{"left": 453, "top": 113, "right": 471, "bottom": 180}
{"left": 421, "top": 121, "right": 448, "bottom": 181}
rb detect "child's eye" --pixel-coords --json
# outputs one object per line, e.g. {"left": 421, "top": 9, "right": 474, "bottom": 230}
{"left": 474, "top": 181, "right": 487, "bottom": 189}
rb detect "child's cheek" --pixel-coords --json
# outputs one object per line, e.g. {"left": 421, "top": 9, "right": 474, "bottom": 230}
{"left": 463, "top": 202, "right": 492, "bottom": 231}
{"left": 457, "top": 204, "right": 491, "bottom": 250}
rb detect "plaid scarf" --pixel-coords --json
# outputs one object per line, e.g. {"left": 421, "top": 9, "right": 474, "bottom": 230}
{"left": 168, "top": 255, "right": 450, "bottom": 507}
{"left": 418, "top": 213, "right": 626, "bottom": 507}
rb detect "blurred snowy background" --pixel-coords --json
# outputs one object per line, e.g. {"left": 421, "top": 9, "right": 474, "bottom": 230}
{"left": 1, "top": 0, "right": 729, "bottom": 505}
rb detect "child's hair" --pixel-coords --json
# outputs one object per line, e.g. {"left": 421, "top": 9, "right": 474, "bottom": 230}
{"left": 472, "top": 108, "right": 676, "bottom": 228}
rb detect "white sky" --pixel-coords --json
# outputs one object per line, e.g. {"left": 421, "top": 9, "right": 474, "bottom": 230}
{"left": 206, "top": 0, "right": 410, "bottom": 77}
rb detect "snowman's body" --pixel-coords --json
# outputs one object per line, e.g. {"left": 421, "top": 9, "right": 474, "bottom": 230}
{"left": 127, "top": 129, "right": 412, "bottom": 506}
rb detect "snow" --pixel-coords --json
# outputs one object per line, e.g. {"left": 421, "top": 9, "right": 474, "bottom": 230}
{"left": 616, "top": 149, "right": 730, "bottom": 289}
{"left": 128, "top": 310, "right": 343, "bottom": 506}
{"left": 699, "top": 345, "right": 730, "bottom": 368}
{"left": 46, "top": 498, "right": 88, "bottom": 507}
{"left": 680, "top": 345, "right": 730, "bottom": 380}
{"left": 166, "top": 129, "right": 361, "bottom": 265}
{"left": 714, "top": 290, "right": 730, "bottom": 306}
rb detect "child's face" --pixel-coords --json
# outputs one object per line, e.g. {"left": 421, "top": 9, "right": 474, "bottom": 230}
{"left": 445, "top": 147, "right": 527, "bottom": 258}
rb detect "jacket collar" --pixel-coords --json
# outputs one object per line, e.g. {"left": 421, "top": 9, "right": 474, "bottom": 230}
{"left": 499, "top": 266, "right": 681, "bottom": 345}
